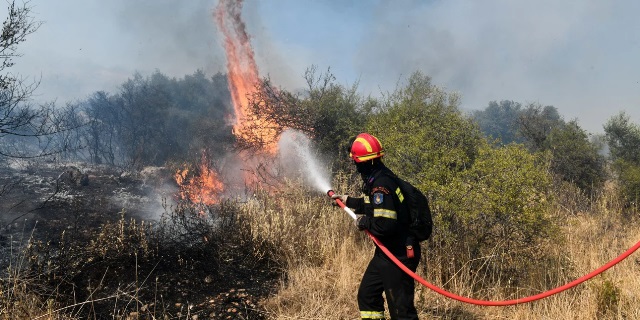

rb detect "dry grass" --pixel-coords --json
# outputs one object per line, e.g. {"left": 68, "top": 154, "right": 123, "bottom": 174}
{"left": 244, "top": 178, "right": 640, "bottom": 320}
{"left": 2, "top": 176, "right": 639, "bottom": 319}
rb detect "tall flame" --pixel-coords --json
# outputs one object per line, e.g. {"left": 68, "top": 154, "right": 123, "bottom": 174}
{"left": 214, "top": 0, "right": 280, "bottom": 153}
{"left": 175, "top": 0, "right": 285, "bottom": 205}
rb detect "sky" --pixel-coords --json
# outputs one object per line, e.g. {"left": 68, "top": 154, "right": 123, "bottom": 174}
{"left": 8, "top": 0, "right": 640, "bottom": 134}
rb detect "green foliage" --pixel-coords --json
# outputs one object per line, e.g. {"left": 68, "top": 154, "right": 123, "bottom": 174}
{"left": 294, "top": 67, "right": 371, "bottom": 167}
{"left": 604, "top": 112, "right": 640, "bottom": 205}
{"left": 611, "top": 159, "right": 640, "bottom": 206}
{"left": 247, "top": 66, "right": 369, "bottom": 170}
{"left": 546, "top": 121, "right": 606, "bottom": 194}
{"left": 475, "top": 101, "right": 605, "bottom": 194}
{"left": 367, "top": 71, "right": 479, "bottom": 189}
{"left": 445, "top": 143, "right": 554, "bottom": 247}
{"left": 365, "top": 72, "right": 557, "bottom": 288}
{"left": 472, "top": 100, "right": 523, "bottom": 144}
{"left": 595, "top": 279, "right": 621, "bottom": 318}
{"left": 604, "top": 112, "right": 640, "bottom": 164}
{"left": 435, "top": 142, "right": 557, "bottom": 292}
{"left": 517, "top": 103, "right": 564, "bottom": 151}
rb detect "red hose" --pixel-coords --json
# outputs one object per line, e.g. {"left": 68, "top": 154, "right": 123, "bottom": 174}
{"left": 328, "top": 191, "right": 640, "bottom": 306}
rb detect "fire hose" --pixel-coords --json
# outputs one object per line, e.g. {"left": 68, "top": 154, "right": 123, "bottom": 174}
{"left": 327, "top": 190, "right": 640, "bottom": 306}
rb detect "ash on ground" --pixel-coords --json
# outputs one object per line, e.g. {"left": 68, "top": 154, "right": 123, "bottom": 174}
{"left": 0, "top": 162, "right": 278, "bottom": 319}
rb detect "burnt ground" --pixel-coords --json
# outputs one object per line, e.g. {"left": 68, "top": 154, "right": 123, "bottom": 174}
{"left": 0, "top": 162, "right": 281, "bottom": 319}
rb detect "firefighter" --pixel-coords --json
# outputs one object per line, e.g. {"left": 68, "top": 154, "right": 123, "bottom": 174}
{"left": 332, "top": 133, "right": 420, "bottom": 320}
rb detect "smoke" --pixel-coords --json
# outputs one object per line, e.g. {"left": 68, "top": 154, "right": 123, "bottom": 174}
{"left": 277, "top": 129, "right": 331, "bottom": 194}
{"left": 243, "top": 1, "right": 640, "bottom": 133}
{"left": 110, "top": 0, "right": 226, "bottom": 77}
{"left": 356, "top": 1, "right": 640, "bottom": 133}
{"left": 16, "top": 0, "right": 640, "bottom": 134}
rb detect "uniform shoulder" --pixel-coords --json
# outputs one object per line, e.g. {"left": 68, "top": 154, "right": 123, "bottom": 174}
{"left": 371, "top": 170, "right": 399, "bottom": 191}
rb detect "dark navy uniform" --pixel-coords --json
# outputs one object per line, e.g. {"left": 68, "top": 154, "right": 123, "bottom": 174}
{"left": 346, "top": 165, "right": 421, "bottom": 320}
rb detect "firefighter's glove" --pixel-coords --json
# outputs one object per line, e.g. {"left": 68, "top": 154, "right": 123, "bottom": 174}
{"left": 355, "top": 215, "right": 366, "bottom": 230}
{"left": 331, "top": 194, "right": 348, "bottom": 206}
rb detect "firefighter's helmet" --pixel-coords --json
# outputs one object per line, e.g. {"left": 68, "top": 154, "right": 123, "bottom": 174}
{"left": 350, "top": 133, "right": 385, "bottom": 163}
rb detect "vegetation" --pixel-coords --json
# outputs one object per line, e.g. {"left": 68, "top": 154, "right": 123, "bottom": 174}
{"left": 70, "top": 70, "right": 234, "bottom": 168}
{"left": 473, "top": 101, "right": 606, "bottom": 195}
{"left": 604, "top": 112, "right": 640, "bottom": 209}
{"left": 2, "top": 1, "right": 640, "bottom": 319}
{"left": 0, "top": 1, "right": 79, "bottom": 160}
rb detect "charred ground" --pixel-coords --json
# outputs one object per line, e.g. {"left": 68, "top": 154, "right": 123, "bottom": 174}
{"left": 0, "top": 162, "right": 281, "bottom": 319}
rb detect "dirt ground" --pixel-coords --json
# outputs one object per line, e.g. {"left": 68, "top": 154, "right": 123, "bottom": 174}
{"left": 0, "top": 161, "right": 279, "bottom": 319}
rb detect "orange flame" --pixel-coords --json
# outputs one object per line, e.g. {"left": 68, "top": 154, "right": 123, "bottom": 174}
{"left": 175, "top": 154, "right": 224, "bottom": 206}
{"left": 173, "top": 0, "right": 286, "bottom": 206}
{"left": 214, "top": 0, "right": 280, "bottom": 154}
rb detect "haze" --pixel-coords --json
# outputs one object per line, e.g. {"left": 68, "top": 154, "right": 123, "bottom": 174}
{"left": 9, "top": 0, "right": 640, "bottom": 134}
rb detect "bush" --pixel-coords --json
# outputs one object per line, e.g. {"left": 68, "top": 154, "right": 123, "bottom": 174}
{"left": 19, "top": 201, "right": 279, "bottom": 319}
{"left": 595, "top": 278, "right": 622, "bottom": 319}
{"left": 437, "top": 143, "right": 558, "bottom": 290}
{"left": 367, "top": 71, "right": 480, "bottom": 188}
{"left": 360, "top": 72, "right": 560, "bottom": 292}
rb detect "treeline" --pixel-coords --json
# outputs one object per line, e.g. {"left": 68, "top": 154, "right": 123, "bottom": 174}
{"left": 244, "top": 69, "right": 640, "bottom": 286}
{"left": 473, "top": 100, "right": 640, "bottom": 206}
{"left": 58, "top": 70, "right": 235, "bottom": 168}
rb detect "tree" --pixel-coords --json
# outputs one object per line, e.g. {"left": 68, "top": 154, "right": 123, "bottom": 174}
{"left": 368, "top": 72, "right": 556, "bottom": 288}
{"left": 79, "top": 70, "right": 234, "bottom": 168}
{"left": 0, "top": 1, "right": 40, "bottom": 90}
{"left": 246, "top": 66, "right": 369, "bottom": 170}
{"left": 546, "top": 120, "right": 605, "bottom": 194}
{"left": 604, "top": 112, "right": 640, "bottom": 164}
{"left": 82, "top": 91, "right": 122, "bottom": 165}
{"left": 0, "top": 1, "right": 81, "bottom": 160}
{"left": 472, "top": 100, "right": 523, "bottom": 144}
{"left": 368, "top": 71, "right": 480, "bottom": 188}
{"left": 449, "top": 142, "right": 556, "bottom": 287}
{"left": 511, "top": 103, "right": 604, "bottom": 194}
{"left": 604, "top": 112, "right": 640, "bottom": 205}
{"left": 516, "top": 103, "right": 564, "bottom": 151}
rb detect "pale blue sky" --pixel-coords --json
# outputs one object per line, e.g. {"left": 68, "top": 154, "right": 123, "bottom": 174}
{"left": 8, "top": 0, "right": 640, "bottom": 134}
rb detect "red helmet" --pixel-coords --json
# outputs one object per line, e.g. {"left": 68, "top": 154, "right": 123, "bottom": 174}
{"left": 350, "top": 133, "right": 385, "bottom": 163}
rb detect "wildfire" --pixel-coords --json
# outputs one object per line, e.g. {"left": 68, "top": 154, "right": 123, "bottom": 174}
{"left": 214, "top": 0, "right": 280, "bottom": 153}
{"left": 174, "top": 154, "right": 224, "bottom": 206}
{"left": 174, "top": 0, "right": 284, "bottom": 206}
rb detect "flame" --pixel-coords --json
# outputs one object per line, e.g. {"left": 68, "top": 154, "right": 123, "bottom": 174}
{"left": 173, "top": 0, "right": 286, "bottom": 206}
{"left": 175, "top": 154, "right": 224, "bottom": 206}
{"left": 214, "top": 0, "right": 280, "bottom": 153}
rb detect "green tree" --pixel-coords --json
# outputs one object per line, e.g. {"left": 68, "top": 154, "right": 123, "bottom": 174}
{"left": 247, "top": 66, "right": 370, "bottom": 170}
{"left": 604, "top": 112, "right": 640, "bottom": 205}
{"left": 447, "top": 143, "right": 555, "bottom": 286}
{"left": 515, "top": 104, "right": 605, "bottom": 194}
{"left": 367, "top": 71, "right": 479, "bottom": 189}
{"left": 366, "top": 72, "right": 557, "bottom": 289}
{"left": 546, "top": 120, "right": 606, "bottom": 194}
{"left": 517, "top": 103, "right": 564, "bottom": 151}
{"left": 604, "top": 112, "right": 640, "bottom": 164}
{"left": 472, "top": 100, "right": 523, "bottom": 144}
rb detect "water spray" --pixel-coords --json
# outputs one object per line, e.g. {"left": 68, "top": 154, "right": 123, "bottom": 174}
{"left": 277, "top": 129, "right": 331, "bottom": 193}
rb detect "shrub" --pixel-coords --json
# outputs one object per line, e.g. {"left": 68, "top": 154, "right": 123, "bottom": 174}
{"left": 595, "top": 278, "right": 622, "bottom": 318}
